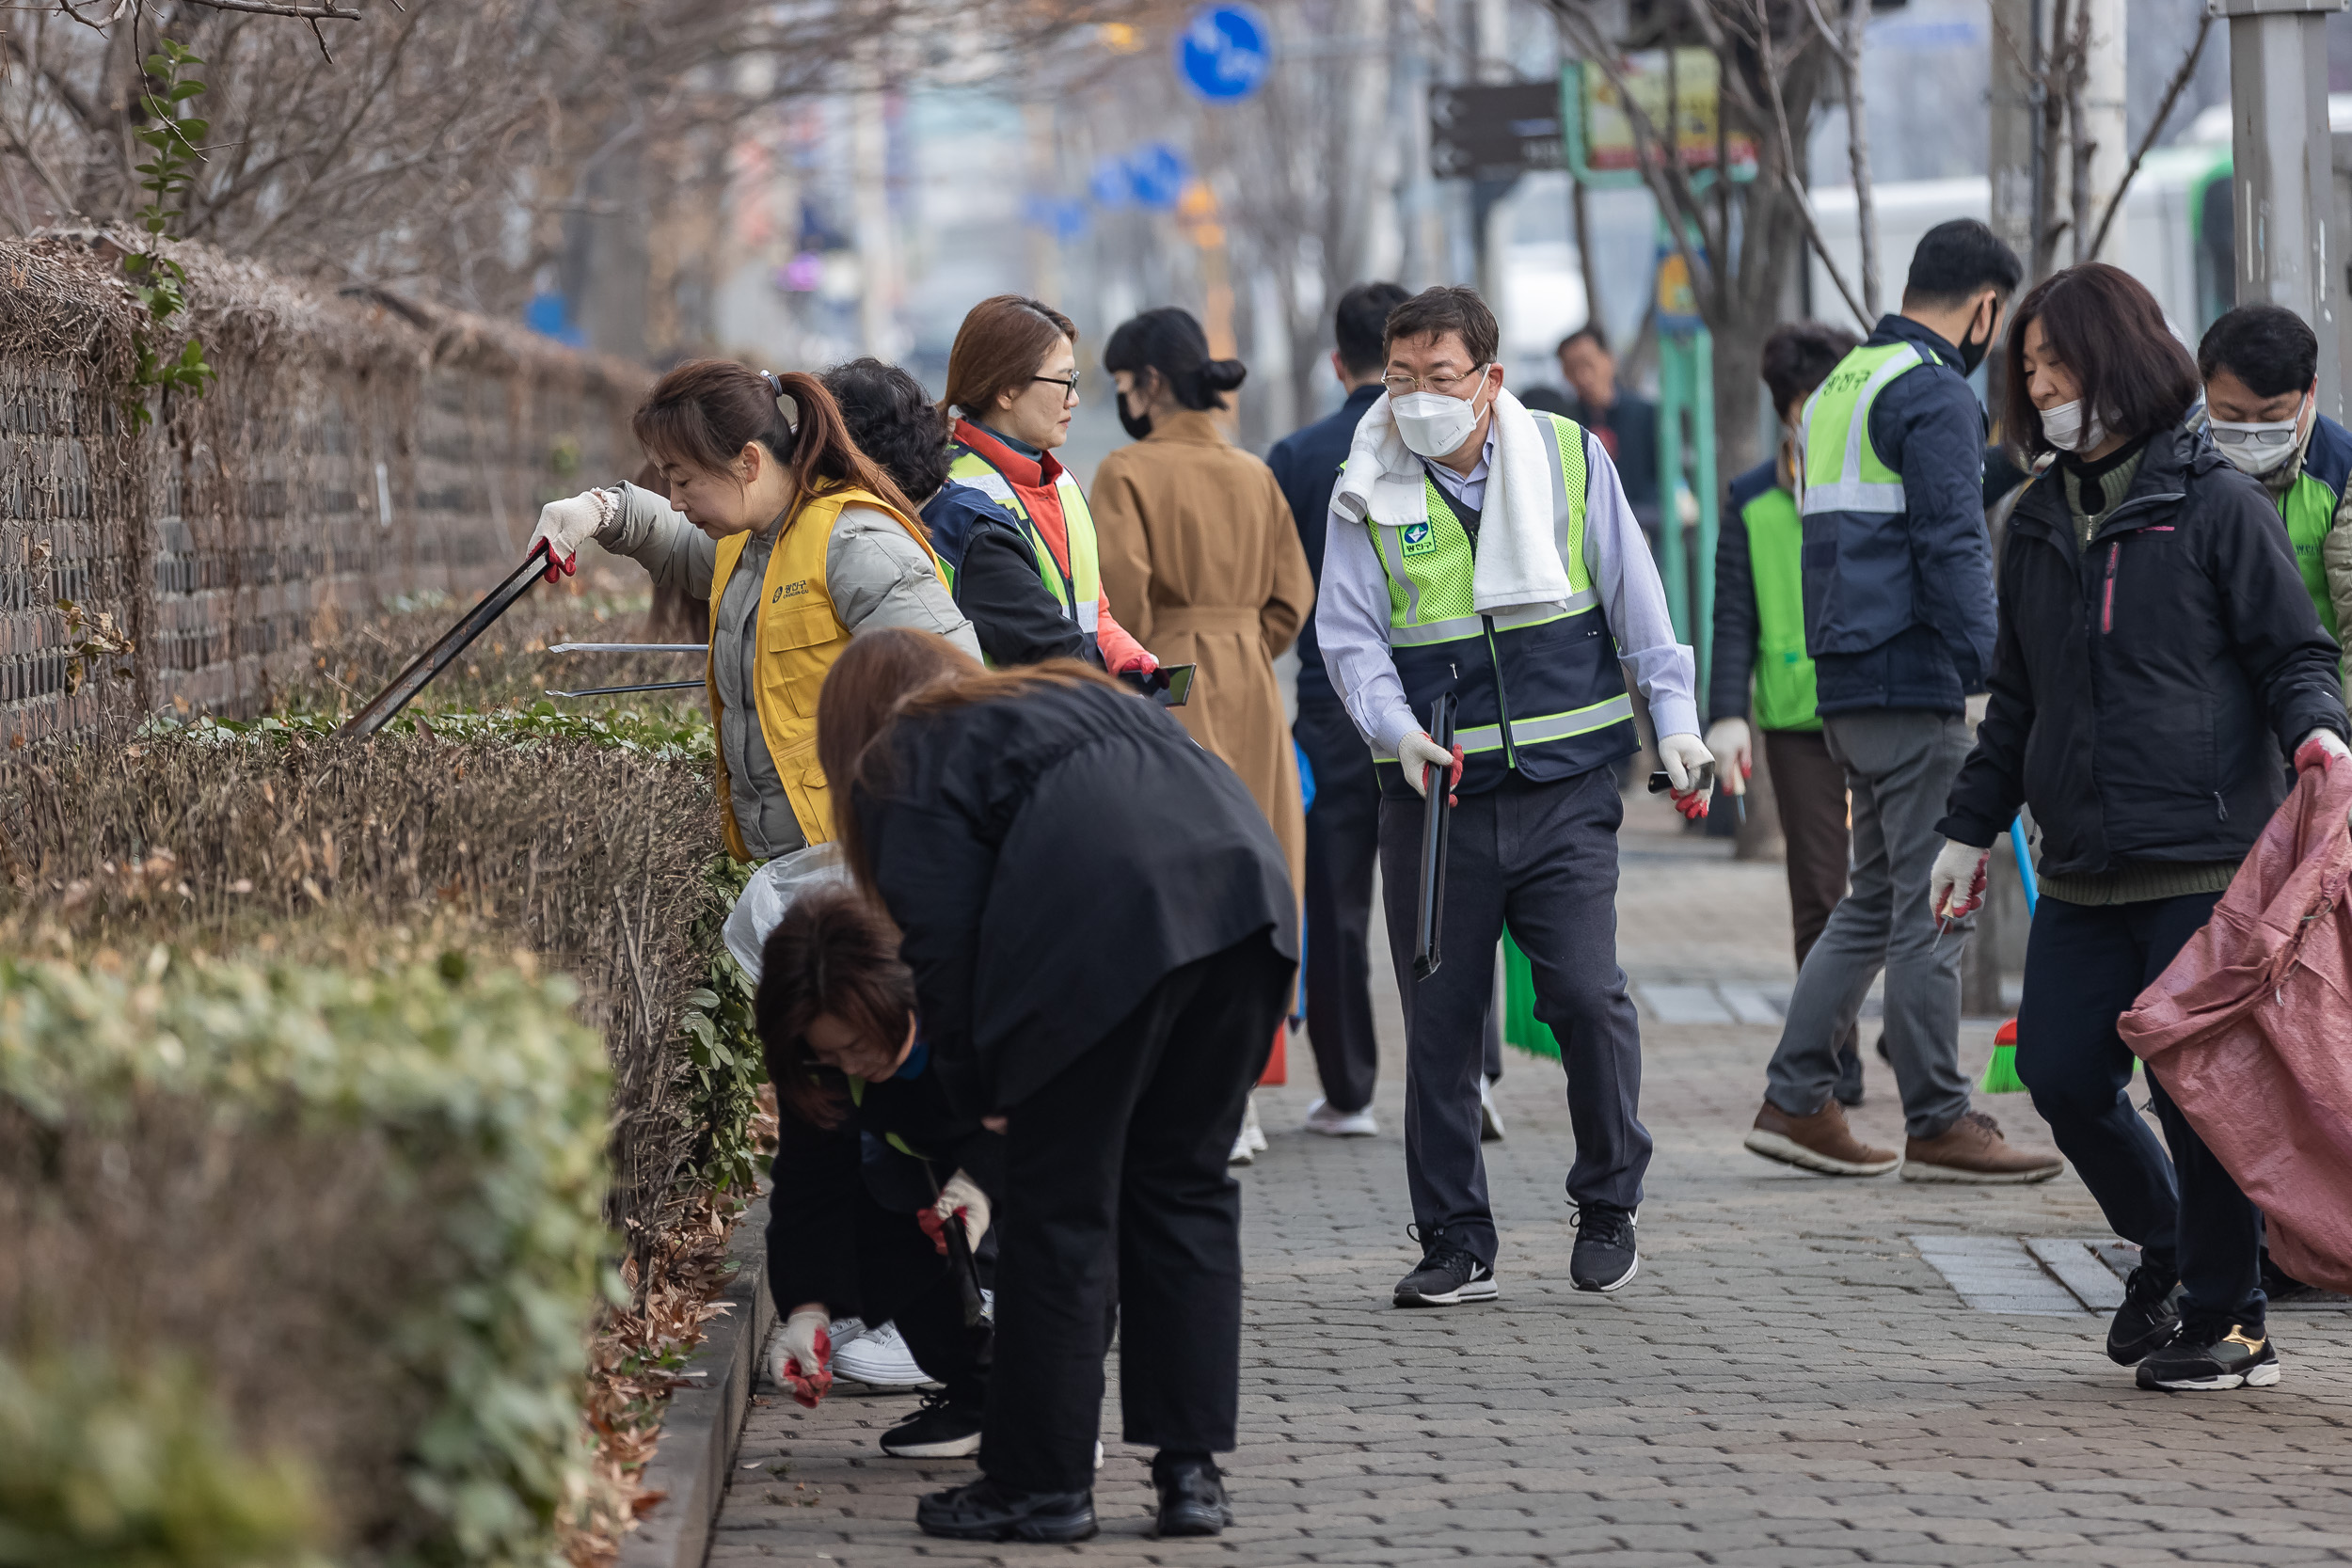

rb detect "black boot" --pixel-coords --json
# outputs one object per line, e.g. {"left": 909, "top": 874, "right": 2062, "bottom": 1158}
{"left": 1152, "top": 1451, "right": 1232, "bottom": 1538}
{"left": 915, "top": 1477, "right": 1097, "bottom": 1543}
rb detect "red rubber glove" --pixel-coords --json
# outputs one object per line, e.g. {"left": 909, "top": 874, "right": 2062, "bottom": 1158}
{"left": 2295, "top": 728, "right": 2350, "bottom": 774}
{"left": 773, "top": 1307, "right": 833, "bottom": 1409}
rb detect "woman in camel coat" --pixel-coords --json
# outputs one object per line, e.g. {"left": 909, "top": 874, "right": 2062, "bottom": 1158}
{"left": 1091, "top": 309, "right": 1314, "bottom": 898}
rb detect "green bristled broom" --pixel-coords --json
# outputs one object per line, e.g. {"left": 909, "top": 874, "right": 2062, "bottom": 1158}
{"left": 1978, "top": 815, "right": 2037, "bottom": 1093}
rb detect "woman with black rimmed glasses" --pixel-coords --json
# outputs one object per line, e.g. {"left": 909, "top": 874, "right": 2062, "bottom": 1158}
{"left": 938, "top": 294, "right": 1158, "bottom": 674}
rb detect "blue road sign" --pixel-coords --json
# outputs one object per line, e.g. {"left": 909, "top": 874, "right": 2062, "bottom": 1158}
{"left": 1177, "top": 5, "right": 1270, "bottom": 103}
{"left": 1125, "top": 143, "right": 1191, "bottom": 210}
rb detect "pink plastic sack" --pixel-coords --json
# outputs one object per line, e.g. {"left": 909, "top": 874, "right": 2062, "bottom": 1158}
{"left": 2120, "top": 762, "right": 2352, "bottom": 1294}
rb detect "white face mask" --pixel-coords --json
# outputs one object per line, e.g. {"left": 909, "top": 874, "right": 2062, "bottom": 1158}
{"left": 1391, "top": 370, "right": 1492, "bottom": 459}
{"left": 2041, "top": 398, "right": 2106, "bottom": 455}
{"left": 2210, "top": 391, "right": 2312, "bottom": 477}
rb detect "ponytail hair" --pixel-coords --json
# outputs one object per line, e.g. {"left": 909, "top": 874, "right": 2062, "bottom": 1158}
{"left": 631, "top": 358, "right": 923, "bottom": 523}
{"left": 1102, "top": 307, "right": 1246, "bottom": 411}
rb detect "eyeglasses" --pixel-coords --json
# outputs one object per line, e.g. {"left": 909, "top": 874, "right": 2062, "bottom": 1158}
{"left": 1380, "top": 364, "right": 1488, "bottom": 397}
{"left": 1032, "top": 372, "right": 1081, "bottom": 400}
{"left": 2208, "top": 423, "right": 2297, "bottom": 447}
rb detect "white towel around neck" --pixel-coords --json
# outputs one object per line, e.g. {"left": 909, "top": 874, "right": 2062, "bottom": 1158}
{"left": 1330, "top": 386, "right": 1574, "bottom": 615}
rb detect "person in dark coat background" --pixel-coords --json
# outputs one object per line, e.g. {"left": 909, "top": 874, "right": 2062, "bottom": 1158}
{"left": 1933, "top": 262, "right": 2351, "bottom": 1394}
{"left": 1266, "top": 280, "right": 1409, "bottom": 1137}
{"left": 822, "top": 357, "right": 1084, "bottom": 668}
{"left": 817, "top": 629, "right": 1297, "bottom": 1544}
{"left": 757, "top": 883, "right": 1003, "bottom": 1461}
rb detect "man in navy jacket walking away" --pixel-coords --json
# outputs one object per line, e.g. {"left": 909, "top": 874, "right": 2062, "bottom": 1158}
{"left": 1741, "top": 219, "right": 2062, "bottom": 1185}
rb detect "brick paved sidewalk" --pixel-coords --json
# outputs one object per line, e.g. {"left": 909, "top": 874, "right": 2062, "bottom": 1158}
{"left": 713, "top": 796, "right": 2352, "bottom": 1567}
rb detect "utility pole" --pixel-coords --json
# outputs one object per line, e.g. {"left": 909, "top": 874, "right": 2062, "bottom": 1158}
{"left": 2217, "top": 0, "right": 2348, "bottom": 421}
{"left": 1472, "top": 0, "right": 1514, "bottom": 311}
{"left": 2077, "top": 0, "right": 2126, "bottom": 261}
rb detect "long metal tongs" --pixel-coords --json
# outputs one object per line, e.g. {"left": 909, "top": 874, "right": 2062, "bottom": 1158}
{"left": 337, "top": 543, "right": 555, "bottom": 737}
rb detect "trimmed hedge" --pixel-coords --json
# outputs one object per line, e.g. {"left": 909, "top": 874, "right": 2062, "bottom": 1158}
{"left": 0, "top": 951, "right": 612, "bottom": 1566}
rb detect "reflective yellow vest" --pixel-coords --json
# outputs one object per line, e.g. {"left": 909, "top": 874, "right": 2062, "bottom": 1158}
{"left": 945, "top": 443, "right": 1104, "bottom": 662}
{"left": 705, "top": 483, "right": 945, "bottom": 859}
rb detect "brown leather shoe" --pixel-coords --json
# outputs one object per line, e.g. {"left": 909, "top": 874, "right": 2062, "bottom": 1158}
{"left": 1900, "top": 1108, "right": 2064, "bottom": 1184}
{"left": 1743, "top": 1098, "right": 1900, "bottom": 1176}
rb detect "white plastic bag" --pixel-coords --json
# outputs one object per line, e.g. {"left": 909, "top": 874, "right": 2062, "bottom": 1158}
{"left": 723, "top": 841, "right": 850, "bottom": 984}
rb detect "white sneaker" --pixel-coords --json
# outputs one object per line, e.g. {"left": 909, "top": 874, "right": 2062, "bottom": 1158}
{"left": 831, "top": 1320, "right": 930, "bottom": 1388}
{"left": 1303, "top": 1098, "right": 1378, "bottom": 1137}
{"left": 1479, "top": 1077, "right": 1505, "bottom": 1143}
{"left": 1243, "top": 1093, "right": 1268, "bottom": 1152}
{"left": 1228, "top": 1127, "right": 1255, "bottom": 1165}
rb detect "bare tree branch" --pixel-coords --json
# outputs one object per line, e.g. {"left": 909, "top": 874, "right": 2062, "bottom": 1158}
{"left": 1804, "top": 0, "right": 1877, "bottom": 316}
{"left": 1752, "top": 0, "right": 1868, "bottom": 325}
{"left": 2088, "top": 11, "right": 2212, "bottom": 261}
{"left": 173, "top": 0, "right": 364, "bottom": 20}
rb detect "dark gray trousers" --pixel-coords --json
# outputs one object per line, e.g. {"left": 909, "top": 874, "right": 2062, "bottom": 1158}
{"left": 1763, "top": 708, "right": 1974, "bottom": 1139}
{"left": 1378, "top": 768, "right": 1652, "bottom": 1269}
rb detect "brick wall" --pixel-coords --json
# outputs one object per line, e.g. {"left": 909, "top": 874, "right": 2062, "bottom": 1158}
{"left": 0, "top": 238, "right": 646, "bottom": 745}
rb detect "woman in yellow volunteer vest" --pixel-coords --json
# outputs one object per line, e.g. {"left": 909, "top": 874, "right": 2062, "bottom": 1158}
{"left": 530, "top": 360, "right": 981, "bottom": 860}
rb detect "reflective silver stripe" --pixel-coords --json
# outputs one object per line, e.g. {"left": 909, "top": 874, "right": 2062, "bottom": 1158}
{"left": 1074, "top": 597, "right": 1099, "bottom": 632}
{"left": 1373, "top": 522, "right": 1422, "bottom": 625}
{"left": 1535, "top": 411, "right": 1578, "bottom": 578}
{"left": 960, "top": 468, "right": 1020, "bottom": 509}
{"left": 1506, "top": 694, "right": 1634, "bottom": 745}
{"left": 1390, "top": 612, "right": 1482, "bottom": 646}
{"left": 1454, "top": 723, "right": 1506, "bottom": 752}
{"left": 1384, "top": 593, "right": 1597, "bottom": 648}
{"left": 1800, "top": 479, "right": 1908, "bottom": 515}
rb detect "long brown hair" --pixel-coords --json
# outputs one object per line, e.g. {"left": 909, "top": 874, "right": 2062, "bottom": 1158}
{"left": 631, "top": 358, "right": 924, "bottom": 524}
{"left": 814, "top": 628, "right": 1123, "bottom": 890}
{"left": 753, "top": 883, "right": 916, "bottom": 1127}
{"left": 941, "top": 294, "right": 1077, "bottom": 423}
{"left": 2000, "top": 263, "right": 2199, "bottom": 462}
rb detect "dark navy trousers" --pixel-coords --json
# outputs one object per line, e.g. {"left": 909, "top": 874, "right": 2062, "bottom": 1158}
{"left": 2016, "top": 890, "right": 2264, "bottom": 1330}
{"left": 1377, "top": 767, "right": 1651, "bottom": 1269}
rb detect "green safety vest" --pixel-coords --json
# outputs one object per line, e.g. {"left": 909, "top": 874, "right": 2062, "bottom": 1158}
{"left": 1798, "top": 341, "right": 1925, "bottom": 519}
{"left": 1742, "top": 483, "right": 1822, "bottom": 732}
{"left": 1366, "top": 410, "right": 1635, "bottom": 794}
{"left": 944, "top": 444, "right": 1103, "bottom": 659}
{"left": 2277, "top": 414, "right": 2352, "bottom": 641}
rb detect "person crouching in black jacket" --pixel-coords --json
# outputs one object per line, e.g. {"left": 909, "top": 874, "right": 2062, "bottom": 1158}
{"left": 1932, "top": 262, "right": 2351, "bottom": 1392}
{"left": 817, "top": 628, "right": 1297, "bottom": 1544}
{"left": 757, "top": 883, "right": 1003, "bottom": 1460}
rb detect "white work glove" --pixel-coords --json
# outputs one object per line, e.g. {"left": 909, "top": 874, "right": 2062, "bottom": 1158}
{"left": 527, "top": 488, "right": 614, "bottom": 583}
{"left": 917, "top": 1168, "right": 992, "bottom": 1255}
{"left": 1703, "top": 716, "right": 1752, "bottom": 798}
{"left": 1397, "top": 731, "right": 1462, "bottom": 803}
{"left": 772, "top": 1305, "right": 834, "bottom": 1409}
{"left": 1657, "top": 731, "right": 1715, "bottom": 820}
{"left": 2294, "top": 727, "right": 2351, "bottom": 775}
{"left": 1929, "top": 838, "right": 1992, "bottom": 922}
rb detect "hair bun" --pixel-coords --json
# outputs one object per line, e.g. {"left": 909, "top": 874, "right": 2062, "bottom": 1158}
{"left": 1200, "top": 358, "right": 1248, "bottom": 393}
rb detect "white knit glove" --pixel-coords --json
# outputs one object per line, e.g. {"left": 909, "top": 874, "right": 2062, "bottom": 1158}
{"left": 1703, "top": 717, "right": 1752, "bottom": 797}
{"left": 528, "top": 489, "right": 613, "bottom": 583}
{"left": 1657, "top": 732, "right": 1715, "bottom": 819}
{"left": 2294, "top": 727, "right": 2350, "bottom": 775}
{"left": 772, "top": 1306, "right": 834, "bottom": 1409}
{"left": 1397, "top": 731, "right": 1460, "bottom": 801}
{"left": 1929, "top": 839, "right": 1991, "bottom": 922}
{"left": 918, "top": 1168, "right": 992, "bottom": 1255}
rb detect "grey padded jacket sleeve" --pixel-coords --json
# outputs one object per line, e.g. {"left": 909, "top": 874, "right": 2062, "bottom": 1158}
{"left": 826, "top": 506, "right": 982, "bottom": 660}
{"left": 595, "top": 482, "right": 716, "bottom": 598}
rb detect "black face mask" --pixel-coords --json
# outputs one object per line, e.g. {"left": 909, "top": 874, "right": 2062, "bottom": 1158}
{"left": 1956, "top": 298, "right": 1995, "bottom": 377}
{"left": 1118, "top": 390, "right": 1152, "bottom": 441}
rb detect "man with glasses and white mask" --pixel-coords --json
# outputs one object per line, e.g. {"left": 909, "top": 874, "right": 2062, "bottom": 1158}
{"left": 2198, "top": 304, "right": 2352, "bottom": 702}
{"left": 1314, "top": 285, "right": 1711, "bottom": 1306}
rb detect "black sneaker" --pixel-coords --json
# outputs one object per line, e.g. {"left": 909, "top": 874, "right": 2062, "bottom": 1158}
{"left": 1569, "top": 1203, "right": 1639, "bottom": 1292}
{"left": 1151, "top": 1452, "right": 1232, "bottom": 1538}
{"left": 2105, "top": 1266, "right": 2183, "bottom": 1367}
{"left": 1393, "top": 1227, "right": 1498, "bottom": 1307}
{"left": 915, "top": 1477, "right": 1097, "bottom": 1542}
{"left": 2136, "top": 1322, "right": 2280, "bottom": 1391}
{"left": 881, "top": 1390, "right": 983, "bottom": 1458}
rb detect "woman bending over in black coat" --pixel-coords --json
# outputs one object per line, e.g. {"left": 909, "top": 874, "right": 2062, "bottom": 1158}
{"left": 1932, "top": 262, "right": 2350, "bottom": 1393}
{"left": 757, "top": 884, "right": 1003, "bottom": 1460}
{"left": 817, "top": 628, "right": 1298, "bottom": 1544}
